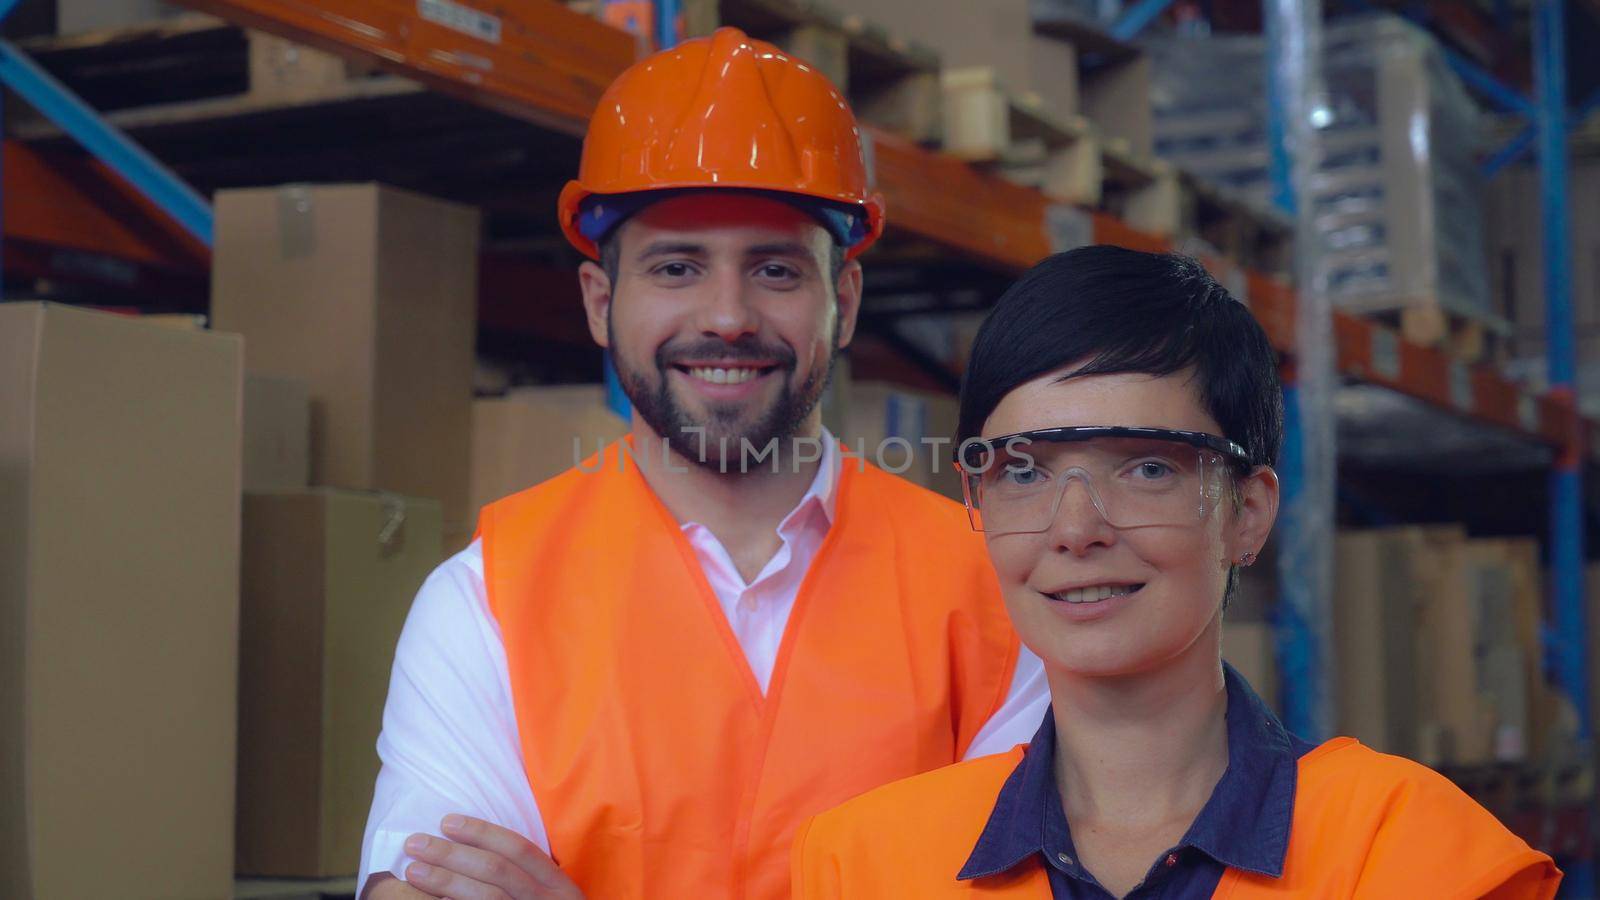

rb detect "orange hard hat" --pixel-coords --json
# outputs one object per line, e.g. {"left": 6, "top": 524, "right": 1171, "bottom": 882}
{"left": 559, "top": 27, "right": 886, "bottom": 261}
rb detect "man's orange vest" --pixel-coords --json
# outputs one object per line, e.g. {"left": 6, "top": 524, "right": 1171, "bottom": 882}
{"left": 479, "top": 440, "right": 1020, "bottom": 899}
{"left": 792, "top": 738, "right": 1561, "bottom": 898}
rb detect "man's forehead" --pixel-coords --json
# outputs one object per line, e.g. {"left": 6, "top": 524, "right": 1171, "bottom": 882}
{"left": 622, "top": 193, "right": 828, "bottom": 251}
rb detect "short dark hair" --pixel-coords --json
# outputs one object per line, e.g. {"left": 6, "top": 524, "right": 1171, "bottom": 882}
{"left": 957, "top": 246, "right": 1282, "bottom": 470}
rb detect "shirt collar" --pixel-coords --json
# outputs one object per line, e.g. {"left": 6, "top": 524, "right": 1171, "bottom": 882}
{"left": 958, "top": 663, "right": 1305, "bottom": 882}
{"left": 680, "top": 428, "right": 840, "bottom": 536}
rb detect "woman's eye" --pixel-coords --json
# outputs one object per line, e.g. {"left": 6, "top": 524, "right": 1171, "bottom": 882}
{"left": 1135, "top": 461, "right": 1174, "bottom": 480}
{"left": 1002, "top": 465, "right": 1043, "bottom": 486}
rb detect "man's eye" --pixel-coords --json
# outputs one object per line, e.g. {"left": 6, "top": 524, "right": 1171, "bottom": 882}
{"left": 656, "top": 263, "right": 694, "bottom": 278}
{"left": 758, "top": 264, "right": 799, "bottom": 280}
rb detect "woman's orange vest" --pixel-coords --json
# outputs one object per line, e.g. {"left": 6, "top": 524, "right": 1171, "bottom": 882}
{"left": 479, "top": 441, "right": 1020, "bottom": 900}
{"left": 793, "top": 738, "right": 1560, "bottom": 898}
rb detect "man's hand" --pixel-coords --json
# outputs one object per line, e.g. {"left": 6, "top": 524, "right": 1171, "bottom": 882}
{"left": 398, "top": 815, "right": 584, "bottom": 900}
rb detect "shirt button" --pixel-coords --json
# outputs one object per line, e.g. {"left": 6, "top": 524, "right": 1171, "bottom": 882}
{"left": 1165, "top": 852, "right": 1179, "bottom": 867}
{"left": 1057, "top": 852, "right": 1073, "bottom": 866}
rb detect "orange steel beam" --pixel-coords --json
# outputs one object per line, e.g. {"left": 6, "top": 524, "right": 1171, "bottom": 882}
{"left": 869, "top": 130, "right": 1052, "bottom": 271}
{"left": 164, "top": 0, "right": 1588, "bottom": 456}
{"left": 5, "top": 140, "right": 209, "bottom": 269}
{"left": 172, "top": 0, "right": 638, "bottom": 135}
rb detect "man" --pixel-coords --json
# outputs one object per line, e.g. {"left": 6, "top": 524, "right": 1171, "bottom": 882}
{"left": 360, "top": 27, "right": 1047, "bottom": 900}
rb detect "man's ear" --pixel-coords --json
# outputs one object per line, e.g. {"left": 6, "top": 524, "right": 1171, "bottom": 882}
{"left": 1228, "top": 466, "right": 1280, "bottom": 567}
{"left": 833, "top": 258, "right": 864, "bottom": 350}
{"left": 578, "top": 260, "right": 613, "bottom": 349}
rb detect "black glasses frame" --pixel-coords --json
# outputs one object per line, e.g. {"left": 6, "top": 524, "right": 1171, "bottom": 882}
{"left": 954, "top": 425, "right": 1252, "bottom": 473}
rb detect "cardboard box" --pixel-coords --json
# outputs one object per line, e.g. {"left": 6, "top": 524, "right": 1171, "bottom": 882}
{"left": 1484, "top": 160, "right": 1600, "bottom": 360}
{"left": 846, "top": 0, "right": 1078, "bottom": 116}
{"left": 841, "top": 380, "right": 962, "bottom": 501}
{"left": 0, "top": 303, "right": 241, "bottom": 900}
{"left": 1223, "top": 621, "right": 1278, "bottom": 713}
{"left": 1410, "top": 527, "right": 1494, "bottom": 765}
{"left": 1333, "top": 528, "right": 1423, "bottom": 759}
{"left": 1081, "top": 54, "right": 1154, "bottom": 158}
{"left": 1462, "top": 540, "right": 1534, "bottom": 762}
{"left": 212, "top": 183, "right": 480, "bottom": 542}
{"left": 470, "top": 385, "right": 630, "bottom": 519}
{"left": 244, "top": 373, "right": 311, "bottom": 491}
{"left": 236, "top": 489, "right": 442, "bottom": 877}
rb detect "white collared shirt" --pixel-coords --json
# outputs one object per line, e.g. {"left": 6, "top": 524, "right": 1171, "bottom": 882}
{"left": 358, "top": 432, "right": 1048, "bottom": 890}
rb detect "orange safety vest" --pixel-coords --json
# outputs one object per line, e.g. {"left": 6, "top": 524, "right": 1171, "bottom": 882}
{"left": 479, "top": 440, "right": 1020, "bottom": 899}
{"left": 792, "top": 738, "right": 1561, "bottom": 898}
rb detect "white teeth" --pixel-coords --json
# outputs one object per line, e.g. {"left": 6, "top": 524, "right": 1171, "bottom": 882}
{"left": 688, "top": 366, "right": 759, "bottom": 385}
{"left": 1051, "top": 584, "right": 1137, "bottom": 604}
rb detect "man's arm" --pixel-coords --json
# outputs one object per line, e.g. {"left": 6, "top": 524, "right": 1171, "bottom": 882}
{"left": 363, "top": 873, "right": 430, "bottom": 899}
{"left": 356, "top": 541, "right": 549, "bottom": 896}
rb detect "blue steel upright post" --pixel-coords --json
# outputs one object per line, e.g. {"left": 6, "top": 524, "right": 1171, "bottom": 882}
{"left": 1265, "top": 0, "right": 1333, "bottom": 740}
{"left": 1534, "top": 0, "right": 1592, "bottom": 894}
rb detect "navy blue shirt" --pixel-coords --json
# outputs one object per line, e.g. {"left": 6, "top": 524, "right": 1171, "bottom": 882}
{"left": 958, "top": 664, "right": 1319, "bottom": 898}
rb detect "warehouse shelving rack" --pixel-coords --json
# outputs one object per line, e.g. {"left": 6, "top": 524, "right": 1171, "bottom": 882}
{"left": 0, "top": 0, "right": 1595, "bottom": 885}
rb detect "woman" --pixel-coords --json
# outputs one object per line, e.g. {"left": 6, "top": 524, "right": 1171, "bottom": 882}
{"left": 791, "top": 246, "right": 1560, "bottom": 898}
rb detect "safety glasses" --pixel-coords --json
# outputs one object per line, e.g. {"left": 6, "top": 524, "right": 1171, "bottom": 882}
{"left": 954, "top": 426, "right": 1253, "bottom": 535}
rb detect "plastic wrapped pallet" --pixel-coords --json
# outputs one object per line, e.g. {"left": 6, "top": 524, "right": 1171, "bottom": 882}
{"left": 1148, "top": 13, "right": 1490, "bottom": 320}
{"left": 1148, "top": 32, "right": 1273, "bottom": 206}
{"left": 1312, "top": 15, "right": 1488, "bottom": 319}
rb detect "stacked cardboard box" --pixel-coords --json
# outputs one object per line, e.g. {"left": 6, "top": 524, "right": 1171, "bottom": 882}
{"left": 244, "top": 373, "right": 310, "bottom": 491}
{"left": 1483, "top": 159, "right": 1600, "bottom": 364}
{"left": 236, "top": 490, "right": 442, "bottom": 877}
{"left": 214, "top": 183, "right": 479, "bottom": 878}
{"left": 211, "top": 182, "right": 480, "bottom": 551}
{"left": 1224, "top": 544, "right": 1279, "bottom": 712}
{"left": 0, "top": 304, "right": 242, "bottom": 900}
{"left": 840, "top": 379, "right": 963, "bottom": 501}
{"left": 1334, "top": 527, "right": 1545, "bottom": 766}
{"left": 845, "top": 0, "right": 1151, "bottom": 155}
{"left": 470, "top": 385, "right": 631, "bottom": 517}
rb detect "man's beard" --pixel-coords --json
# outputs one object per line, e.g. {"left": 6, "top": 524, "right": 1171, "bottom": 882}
{"left": 614, "top": 329, "right": 837, "bottom": 475}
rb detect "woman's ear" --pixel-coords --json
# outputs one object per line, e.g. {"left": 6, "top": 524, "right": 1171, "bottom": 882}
{"left": 1228, "top": 466, "right": 1280, "bottom": 565}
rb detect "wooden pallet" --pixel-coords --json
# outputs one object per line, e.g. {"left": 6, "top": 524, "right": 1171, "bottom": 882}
{"left": 572, "top": 0, "right": 947, "bottom": 145}
{"left": 1181, "top": 176, "right": 1295, "bottom": 276}
{"left": 940, "top": 66, "right": 1181, "bottom": 236}
{"left": 1366, "top": 304, "right": 1510, "bottom": 365}
{"left": 17, "top": 13, "right": 399, "bottom": 113}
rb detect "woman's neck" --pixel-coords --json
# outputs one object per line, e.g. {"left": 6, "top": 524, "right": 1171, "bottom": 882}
{"left": 1047, "top": 622, "right": 1229, "bottom": 832}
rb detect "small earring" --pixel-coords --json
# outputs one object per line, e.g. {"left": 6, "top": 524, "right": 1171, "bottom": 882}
{"left": 1238, "top": 551, "right": 1257, "bottom": 567}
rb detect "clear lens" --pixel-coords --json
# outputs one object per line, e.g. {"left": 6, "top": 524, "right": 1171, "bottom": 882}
{"left": 963, "top": 436, "right": 1227, "bottom": 534}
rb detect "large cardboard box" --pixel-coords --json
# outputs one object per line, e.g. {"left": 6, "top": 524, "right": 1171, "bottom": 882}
{"left": 841, "top": 380, "right": 962, "bottom": 501}
{"left": 1223, "top": 621, "right": 1278, "bottom": 713}
{"left": 470, "top": 385, "right": 630, "bottom": 519}
{"left": 1410, "top": 527, "right": 1495, "bottom": 765}
{"left": 212, "top": 183, "right": 480, "bottom": 545}
{"left": 236, "top": 489, "right": 442, "bottom": 877}
{"left": 1484, "top": 160, "right": 1600, "bottom": 360}
{"left": 244, "top": 373, "right": 311, "bottom": 491}
{"left": 1465, "top": 534, "right": 1548, "bottom": 759}
{"left": 0, "top": 303, "right": 241, "bottom": 900}
{"left": 1333, "top": 528, "right": 1423, "bottom": 759}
